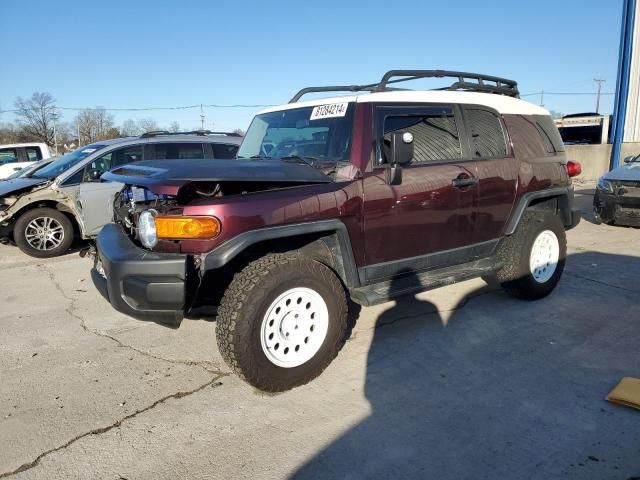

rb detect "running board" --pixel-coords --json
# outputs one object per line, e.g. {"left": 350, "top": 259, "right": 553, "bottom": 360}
{"left": 349, "top": 257, "right": 502, "bottom": 307}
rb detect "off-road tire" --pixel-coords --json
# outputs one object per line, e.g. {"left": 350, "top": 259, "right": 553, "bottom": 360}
{"left": 492, "top": 211, "right": 566, "bottom": 300}
{"left": 14, "top": 208, "right": 74, "bottom": 258}
{"left": 216, "top": 253, "right": 348, "bottom": 392}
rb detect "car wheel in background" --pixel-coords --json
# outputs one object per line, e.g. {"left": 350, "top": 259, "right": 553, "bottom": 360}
{"left": 14, "top": 207, "right": 74, "bottom": 258}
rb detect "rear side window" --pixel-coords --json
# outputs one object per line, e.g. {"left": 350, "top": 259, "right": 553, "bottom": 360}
{"left": 154, "top": 143, "right": 205, "bottom": 160}
{"left": 25, "top": 147, "right": 43, "bottom": 161}
{"left": 464, "top": 108, "right": 508, "bottom": 159}
{"left": 0, "top": 148, "right": 18, "bottom": 164}
{"left": 535, "top": 115, "right": 565, "bottom": 153}
{"left": 212, "top": 143, "right": 239, "bottom": 159}
{"left": 382, "top": 110, "right": 462, "bottom": 163}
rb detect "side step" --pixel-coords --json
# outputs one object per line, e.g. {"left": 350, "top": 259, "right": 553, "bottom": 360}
{"left": 349, "top": 257, "right": 502, "bottom": 307}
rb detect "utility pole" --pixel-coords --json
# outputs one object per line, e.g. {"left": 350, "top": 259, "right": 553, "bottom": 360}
{"left": 540, "top": 89, "right": 545, "bottom": 107}
{"left": 594, "top": 78, "right": 606, "bottom": 114}
{"left": 200, "top": 104, "right": 205, "bottom": 130}
{"left": 51, "top": 110, "right": 59, "bottom": 156}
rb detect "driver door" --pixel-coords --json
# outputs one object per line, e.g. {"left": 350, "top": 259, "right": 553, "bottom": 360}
{"left": 78, "top": 145, "right": 143, "bottom": 236}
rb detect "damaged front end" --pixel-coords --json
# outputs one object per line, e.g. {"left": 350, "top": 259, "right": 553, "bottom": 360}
{"left": 94, "top": 157, "right": 340, "bottom": 327}
{"left": 594, "top": 179, "right": 640, "bottom": 226}
{"left": 0, "top": 179, "right": 55, "bottom": 240}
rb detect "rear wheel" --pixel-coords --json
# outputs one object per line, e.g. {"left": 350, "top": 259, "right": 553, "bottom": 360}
{"left": 494, "top": 211, "right": 567, "bottom": 300}
{"left": 216, "top": 253, "right": 348, "bottom": 392}
{"left": 14, "top": 208, "right": 74, "bottom": 258}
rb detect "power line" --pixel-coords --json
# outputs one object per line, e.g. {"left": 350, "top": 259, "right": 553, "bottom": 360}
{"left": 521, "top": 91, "right": 615, "bottom": 97}
{"left": 0, "top": 103, "right": 275, "bottom": 114}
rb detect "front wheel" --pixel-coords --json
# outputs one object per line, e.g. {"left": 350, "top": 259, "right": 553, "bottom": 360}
{"left": 216, "top": 253, "right": 348, "bottom": 392}
{"left": 494, "top": 211, "right": 567, "bottom": 300}
{"left": 14, "top": 208, "right": 74, "bottom": 258}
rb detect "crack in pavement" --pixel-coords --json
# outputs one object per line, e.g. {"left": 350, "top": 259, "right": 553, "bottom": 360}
{"left": 0, "top": 376, "right": 226, "bottom": 478}
{"left": 41, "top": 263, "right": 229, "bottom": 374}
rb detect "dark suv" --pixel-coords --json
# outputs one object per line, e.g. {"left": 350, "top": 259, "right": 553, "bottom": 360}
{"left": 92, "top": 70, "right": 581, "bottom": 392}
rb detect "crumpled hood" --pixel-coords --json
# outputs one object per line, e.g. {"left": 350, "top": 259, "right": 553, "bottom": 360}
{"left": 0, "top": 177, "right": 49, "bottom": 197}
{"left": 603, "top": 161, "right": 640, "bottom": 182}
{"left": 103, "top": 158, "right": 334, "bottom": 195}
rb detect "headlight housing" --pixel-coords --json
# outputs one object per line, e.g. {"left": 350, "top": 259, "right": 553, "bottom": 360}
{"left": 597, "top": 177, "right": 614, "bottom": 193}
{"left": 137, "top": 210, "right": 158, "bottom": 249}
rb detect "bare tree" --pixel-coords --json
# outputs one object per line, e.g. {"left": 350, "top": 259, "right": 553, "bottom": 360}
{"left": 120, "top": 119, "right": 140, "bottom": 137}
{"left": 168, "top": 121, "right": 181, "bottom": 133}
{"left": 0, "top": 122, "right": 22, "bottom": 144}
{"left": 74, "top": 108, "right": 117, "bottom": 143}
{"left": 232, "top": 128, "right": 245, "bottom": 136}
{"left": 137, "top": 118, "right": 159, "bottom": 133}
{"left": 14, "top": 92, "right": 57, "bottom": 145}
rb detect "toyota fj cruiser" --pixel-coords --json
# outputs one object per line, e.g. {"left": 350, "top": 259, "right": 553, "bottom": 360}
{"left": 92, "top": 70, "right": 581, "bottom": 392}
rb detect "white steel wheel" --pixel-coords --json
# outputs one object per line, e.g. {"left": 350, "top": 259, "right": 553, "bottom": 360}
{"left": 260, "top": 287, "right": 329, "bottom": 368}
{"left": 529, "top": 230, "right": 560, "bottom": 283}
{"left": 24, "top": 216, "right": 65, "bottom": 251}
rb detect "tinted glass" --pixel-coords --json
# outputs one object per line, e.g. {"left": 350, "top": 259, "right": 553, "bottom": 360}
{"left": 465, "top": 109, "right": 508, "bottom": 158}
{"left": 383, "top": 111, "right": 462, "bottom": 163}
{"left": 153, "top": 143, "right": 204, "bottom": 160}
{"left": 25, "top": 147, "right": 42, "bottom": 161}
{"left": 0, "top": 148, "right": 18, "bottom": 164}
{"left": 535, "top": 115, "right": 565, "bottom": 152}
{"left": 212, "top": 143, "right": 239, "bottom": 159}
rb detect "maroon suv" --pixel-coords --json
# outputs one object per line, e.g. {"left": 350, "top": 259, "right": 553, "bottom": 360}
{"left": 93, "top": 70, "right": 581, "bottom": 392}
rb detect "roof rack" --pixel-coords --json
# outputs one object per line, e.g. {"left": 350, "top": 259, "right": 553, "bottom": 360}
{"left": 289, "top": 69, "right": 520, "bottom": 103}
{"left": 140, "top": 130, "right": 242, "bottom": 139}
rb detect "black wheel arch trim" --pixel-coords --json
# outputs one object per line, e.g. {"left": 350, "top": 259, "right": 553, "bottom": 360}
{"left": 505, "top": 186, "right": 577, "bottom": 235}
{"left": 201, "top": 219, "right": 361, "bottom": 288}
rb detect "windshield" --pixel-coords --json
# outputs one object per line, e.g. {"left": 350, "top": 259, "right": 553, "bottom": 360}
{"left": 237, "top": 103, "right": 354, "bottom": 163}
{"left": 6, "top": 166, "right": 28, "bottom": 180}
{"left": 31, "top": 144, "right": 107, "bottom": 179}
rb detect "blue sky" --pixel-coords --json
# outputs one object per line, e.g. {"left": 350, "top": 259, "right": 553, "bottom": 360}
{"left": 0, "top": 0, "right": 623, "bottom": 132}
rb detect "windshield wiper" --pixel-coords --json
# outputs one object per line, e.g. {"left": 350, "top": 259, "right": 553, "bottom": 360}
{"left": 279, "top": 155, "right": 320, "bottom": 166}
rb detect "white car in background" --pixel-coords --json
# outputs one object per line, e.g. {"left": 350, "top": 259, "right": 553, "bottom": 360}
{"left": 0, "top": 143, "right": 52, "bottom": 179}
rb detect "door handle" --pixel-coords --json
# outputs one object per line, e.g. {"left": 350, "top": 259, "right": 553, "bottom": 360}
{"left": 451, "top": 174, "right": 478, "bottom": 188}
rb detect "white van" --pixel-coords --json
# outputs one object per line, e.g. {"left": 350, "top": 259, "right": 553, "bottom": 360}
{"left": 0, "top": 143, "right": 52, "bottom": 179}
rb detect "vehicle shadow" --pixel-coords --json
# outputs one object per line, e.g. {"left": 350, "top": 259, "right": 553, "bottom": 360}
{"left": 291, "top": 252, "right": 640, "bottom": 480}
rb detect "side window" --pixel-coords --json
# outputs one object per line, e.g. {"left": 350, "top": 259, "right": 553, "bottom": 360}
{"left": 464, "top": 108, "right": 508, "bottom": 159}
{"left": 382, "top": 110, "right": 462, "bottom": 163}
{"left": 212, "top": 143, "right": 239, "bottom": 159}
{"left": 83, "top": 146, "right": 143, "bottom": 182}
{"left": 25, "top": 147, "right": 43, "bottom": 161}
{"left": 535, "top": 115, "right": 565, "bottom": 153}
{"left": 153, "top": 143, "right": 205, "bottom": 160}
{"left": 0, "top": 148, "right": 18, "bottom": 164}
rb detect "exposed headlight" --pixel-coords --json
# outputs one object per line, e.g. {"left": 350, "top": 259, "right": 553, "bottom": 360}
{"left": 137, "top": 210, "right": 157, "bottom": 249}
{"left": 597, "top": 177, "right": 614, "bottom": 193}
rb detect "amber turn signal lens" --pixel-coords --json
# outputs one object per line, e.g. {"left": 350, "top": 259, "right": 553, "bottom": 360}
{"left": 155, "top": 216, "right": 221, "bottom": 239}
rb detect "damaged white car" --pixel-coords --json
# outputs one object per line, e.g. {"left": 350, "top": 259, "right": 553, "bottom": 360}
{"left": 0, "top": 131, "right": 242, "bottom": 257}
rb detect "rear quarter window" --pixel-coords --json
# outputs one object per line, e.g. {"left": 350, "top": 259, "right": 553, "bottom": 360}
{"left": 503, "top": 115, "right": 565, "bottom": 158}
{"left": 212, "top": 143, "right": 239, "bottom": 159}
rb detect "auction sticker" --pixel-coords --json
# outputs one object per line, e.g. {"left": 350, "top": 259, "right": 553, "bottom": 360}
{"left": 310, "top": 103, "right": 348, "bottom": 120}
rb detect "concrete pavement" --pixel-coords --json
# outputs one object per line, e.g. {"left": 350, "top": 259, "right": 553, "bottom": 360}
{"left": 1, "top": 185, "right": 639, "bottom": 479}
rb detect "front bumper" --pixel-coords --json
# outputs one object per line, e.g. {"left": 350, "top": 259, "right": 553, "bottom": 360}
{"left": 594, "top": 188, "right": 640, "bottom": 226}
{"left": 92, "top": 223, "right": 188, "bottom": 327}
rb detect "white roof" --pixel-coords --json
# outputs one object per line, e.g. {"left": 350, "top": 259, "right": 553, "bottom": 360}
{"left": 258, "top": 90, "right": 549, "bottom": 116}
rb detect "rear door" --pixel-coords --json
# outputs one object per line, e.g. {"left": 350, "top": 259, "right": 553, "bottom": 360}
{"left": 361, "top": 104, "right": 479, "bottom": 282}
{"left": 78, "top": 145, "right": 143, "bottom": 236}
{"left": 461, "top": 106, "right": 517, "bottom": 243}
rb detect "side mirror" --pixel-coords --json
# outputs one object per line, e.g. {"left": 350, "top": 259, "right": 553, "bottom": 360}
{"left": 391, "top": 132, "right": 414, "bottom": 165}
{"left": 387, "top": 132, "right": 414, "bottom": 185}
{"left": 86, "top": 168, "right": 102, "bottom": 182}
